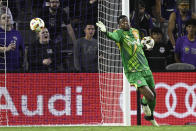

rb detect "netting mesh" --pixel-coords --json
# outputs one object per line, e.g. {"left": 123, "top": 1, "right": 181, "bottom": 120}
{"left": 0, "top": 0, "right": 101, "bottom": 126}
{"left": 0, "top": 0, "right": 196, "bottom": 127}
{"left": 98, "top": 0, "right": 122, "bottom": 73}
{"left": 98, "top": 0, "right": 124, "bottom": 124}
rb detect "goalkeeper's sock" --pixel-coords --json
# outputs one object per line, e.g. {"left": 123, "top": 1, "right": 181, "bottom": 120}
{"left": 144, "top": 114, "right": 159, "bottom": 127}
{"left": 141, "top": 100, "right": 151, "bottom": 116}
{"left": 147, "top": 98, "right": 156, "bottom": 114}
{"left": 142, "top": 92, "right": 156, "bottom": 114}
{"left": 144, "top": 115, "right": 154, "bottom": 121}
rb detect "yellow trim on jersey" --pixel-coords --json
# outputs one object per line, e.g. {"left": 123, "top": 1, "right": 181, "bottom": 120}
{"left": 131, "top": 83, "right": 138, "bottom": 90}
{"left": 116, "top": 42, "right": 121, "bottom": 50}
{"left": 132, "top": 29, "right": 139, "bottom": 40}
{"left": 133, "top": 44, "right": 137, "bottom": 56}
{"left": 113, "top": 29, "right": 119, "bottom": 33}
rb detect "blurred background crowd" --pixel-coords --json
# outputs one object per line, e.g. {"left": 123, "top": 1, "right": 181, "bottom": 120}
{"left": 0, "top": 0, "right": 196, "bottom": 73}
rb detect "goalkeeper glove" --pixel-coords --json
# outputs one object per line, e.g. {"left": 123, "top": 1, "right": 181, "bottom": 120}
{"left": 96, "top": 21, "right": 106, "bottom": 33}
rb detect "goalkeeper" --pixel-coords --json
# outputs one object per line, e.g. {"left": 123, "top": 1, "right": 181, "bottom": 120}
{"left": 96, "top": 15, "right": 158, "bottom": 126}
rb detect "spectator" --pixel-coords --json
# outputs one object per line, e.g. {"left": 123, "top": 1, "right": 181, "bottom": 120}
{"left": 141, "top": 0, "right": 156, "bottom": 18}
{"left": 174, "top": 18, "right": 196, "bottom": 67}
{"left": 0, "top": 0, "right": 14, "bottom": 23}
{"left": 74, "top": 23, "right": 98, "bottom": 73}
{"left": 39, "top": 0, "right": 77, "bottom": 72}
{"left": 141, "top": 0, "right": 175, "bottom": 23}
{"left": 40, "top": 0, "right": 76, "bottom": 44}
{"left": 152, "top": 0, "right": 177, "bottom": 43}
{"left": 168, "top": 0, "right": 196, "bottom": 48}
{"left": 130, "top": 0, "right": 153, "bottom": 38}
{"left": 144, "top": 27, "right": 173, "bottom": 70}
{"left": 0, "top": 13, "right": 25, "bottom": 72}
{"left": 70, "top": 0, "right": 98, "bottom": 38}
{"left": 155, "top": 0, "right": 177, "bottom": 22}
{"left": 28, "top": 27, "right": 61, "bottom": 72}
{"left": 145, "top": 27, "right": 171, "bottom": 57}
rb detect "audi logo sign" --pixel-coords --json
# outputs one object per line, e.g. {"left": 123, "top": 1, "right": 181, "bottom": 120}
{"left": 155, "top": 82, "right": 196, "bottom": 118}
{"left": 0, "top": 73, "right": 196, "bottom": 126}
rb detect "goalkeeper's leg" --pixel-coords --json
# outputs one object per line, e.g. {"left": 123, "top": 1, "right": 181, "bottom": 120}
{"left": 138, "top": 86, "right": 155, "bottom": 115}
{"left": 139, "top": 87, "right": 156, "bottom": 114}
{"left": 139, "top": 86, "right": 159, "bottom": 126}
{"left": 125, "top": 71, "right": 158, "bottom": 126}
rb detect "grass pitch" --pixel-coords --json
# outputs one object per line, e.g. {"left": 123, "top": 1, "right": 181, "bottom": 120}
{"left": 0, "top": 126, "right": 196, "bottom": 131}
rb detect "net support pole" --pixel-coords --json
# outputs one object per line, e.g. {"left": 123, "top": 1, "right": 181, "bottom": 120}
{"left": 122, "top": 0, "right": 130, "bottom": 126}
{"left": 137, "top": 90, "right": 141, "bottom": 125}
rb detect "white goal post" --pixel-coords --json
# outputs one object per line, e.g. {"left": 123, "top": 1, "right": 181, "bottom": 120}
{"left": 122, "top": 0, "right": 130, "bottom": 126}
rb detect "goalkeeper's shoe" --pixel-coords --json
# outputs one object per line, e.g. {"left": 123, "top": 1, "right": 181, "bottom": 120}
{"left": 144, "top": 115, "right": 159, "bottom": 127}
{"left": 141, "top": 102, "right": 151, "bottom": 116}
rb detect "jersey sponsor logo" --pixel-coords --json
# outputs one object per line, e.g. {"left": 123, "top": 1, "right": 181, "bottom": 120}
{"left": 137, "top": 80, "right": 142, "bottom": 84}
{"left": 130, "top": 40, "right": 141, "bottom": 46}
{"left": 191, "top": 48, "right": 196, "bottom": 54}
{"left": 184, "top": 46, "right": 190, "bottom": 54}
{"left": 127, "top": 41, "right": 132, "bottom": 46}
{"left": 159, "top": 47, "right": 165, "bottom": 53}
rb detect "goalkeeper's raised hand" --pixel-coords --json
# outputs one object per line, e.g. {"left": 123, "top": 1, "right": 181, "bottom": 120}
{"left": 96, "top": 21, "right": 106, "bottom": 33}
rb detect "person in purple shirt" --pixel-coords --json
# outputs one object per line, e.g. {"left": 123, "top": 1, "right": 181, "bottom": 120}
{"left": 130, "top": 0, "right": 153, "bottom": 38}
{"left": 175, "top": 18, "right": 196, "bottom": 67}
{"left": 168, "top": 0, "right": 196, "bottom": 48}
{"left": 0, "top": 12, "right": 25, "bottom": 72}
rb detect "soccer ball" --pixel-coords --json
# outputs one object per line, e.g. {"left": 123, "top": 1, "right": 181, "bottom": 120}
{"left": 30, "top": 18, "right": 45, "bottom": 32}
{"left": 141, "top": 36, "right": 154, "bottom": 50}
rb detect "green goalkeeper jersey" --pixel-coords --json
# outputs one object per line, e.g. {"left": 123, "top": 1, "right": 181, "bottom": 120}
{"left": 106, "top": 28, "right": 150, "bottom": 73}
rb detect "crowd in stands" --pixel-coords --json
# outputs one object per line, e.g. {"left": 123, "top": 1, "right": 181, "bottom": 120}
{"left": 132, "top": 0, "right": 196, "bottom": 71}
{"left": 0, "top": 0, "right": 196, "bottom": 72}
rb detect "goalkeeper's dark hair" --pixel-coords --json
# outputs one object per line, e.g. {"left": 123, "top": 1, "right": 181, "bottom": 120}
{"left": 117, "top": 15, "right": 127, "bottom": 24}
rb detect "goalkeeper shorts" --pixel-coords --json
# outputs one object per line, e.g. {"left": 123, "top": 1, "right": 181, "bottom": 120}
{"left": 125, "top": 69, "right": 155, "bottom": 89}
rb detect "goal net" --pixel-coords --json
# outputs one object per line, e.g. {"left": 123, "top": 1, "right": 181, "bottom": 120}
{"left": 0, "top": 0, "right": 196, "bottom": 127}
{"left": 98, "top": 0, "right": 127, "bottom": 125}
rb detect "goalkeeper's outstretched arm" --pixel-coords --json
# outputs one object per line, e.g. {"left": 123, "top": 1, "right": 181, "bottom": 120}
{"left": 96, "top": 21, "right": 121, "bottom": 42}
